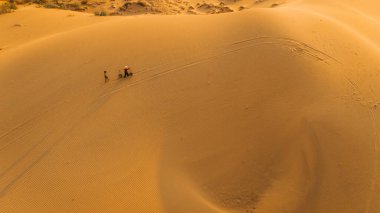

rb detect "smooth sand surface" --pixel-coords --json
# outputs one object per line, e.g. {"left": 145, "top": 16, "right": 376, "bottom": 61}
{"left": 1, "top": 0, "right": 380, "bottom": 212}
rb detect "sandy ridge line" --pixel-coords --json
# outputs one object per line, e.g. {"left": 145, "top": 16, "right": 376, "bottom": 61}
{"left": 94, "top": 34, "right": 341, "bottom": 102}
{"left": 282, "top": 7, "right": 380, "bottom": 52}
{"left": 336, "top": 2, "right": 380, "bottom": 26}
{"left": 295, "top": 118, "right": 323, "bottom": 212}
{"left": 0, "top": 16, "right": 120, "bottom": 56}
{"left": 280, "top": 6, "right": 380, "bottom": 211}
{"left": 341, "top": 72, "right": 380, "bottom": 212}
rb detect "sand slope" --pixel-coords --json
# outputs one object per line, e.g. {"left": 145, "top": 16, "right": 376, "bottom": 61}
{"left": 1, "top": 1, "right": 380, "bottom": 212}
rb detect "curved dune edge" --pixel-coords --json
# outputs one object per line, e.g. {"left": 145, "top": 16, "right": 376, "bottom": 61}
{"left": 5, "top": 0, "right": 286, "bottom": 16}
{"left": 1, "top": 1, "right": 380, "bottom": 212}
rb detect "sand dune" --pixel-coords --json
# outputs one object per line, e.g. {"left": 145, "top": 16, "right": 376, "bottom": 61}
{"left": 2, "top": 0, "right": 283, "bottom": 15}
{"left": 1, "top": 0, "right": 380, "bottom": 212}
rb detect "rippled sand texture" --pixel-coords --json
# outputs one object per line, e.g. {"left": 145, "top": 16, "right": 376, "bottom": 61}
{"left": 1, "top": 0, "right": 380, "bottom": 212}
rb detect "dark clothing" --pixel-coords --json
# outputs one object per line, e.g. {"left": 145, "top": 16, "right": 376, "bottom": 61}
{"left": 104, "top": 72, "right": 109, "bottom": 82}
{"left": 124, "top": 68, "right": 130, "bottom": 78}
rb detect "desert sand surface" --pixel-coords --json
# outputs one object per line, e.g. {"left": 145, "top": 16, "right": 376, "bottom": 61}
{"left": 1, "top": 0, "right": 380, "bottom": 212}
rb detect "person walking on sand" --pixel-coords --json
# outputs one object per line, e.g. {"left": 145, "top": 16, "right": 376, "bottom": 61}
{"left": 104, "top": 70, "right": 109, "bottom": 83}
{"left": 124, "top": 65, "right": 131, "bottom": 78}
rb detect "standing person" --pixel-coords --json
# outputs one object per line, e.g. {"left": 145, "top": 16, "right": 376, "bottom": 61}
{"left": 104, "top": 70, "right": 109, "bottom": 83}
{"left": 124, "top": 65, "right": 130, "bottom": 78}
